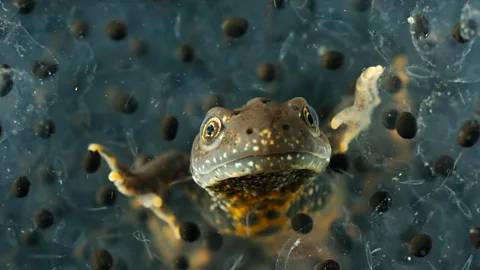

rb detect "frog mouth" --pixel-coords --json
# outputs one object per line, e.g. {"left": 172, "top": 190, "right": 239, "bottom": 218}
{"left": 191, "top": 151, "right": 330, "bottom": 189}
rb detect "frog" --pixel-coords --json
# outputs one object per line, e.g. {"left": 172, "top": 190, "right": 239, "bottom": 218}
{"left": 88, "top": 65, "right": 385, "bottom": 268}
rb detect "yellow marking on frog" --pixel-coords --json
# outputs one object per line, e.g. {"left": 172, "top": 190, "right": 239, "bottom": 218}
{"left": 226, "top": 194, "right": 296, "bottom": 237}
{"left": 260, "top": 129, "right": 272, "bottom": 138}
{"left": 108, "top": 171, "right": 122, "bottom": 182}
{"left": 153, "top": 196, "right": 163, "bottom": 208}
{"left": 330, "top": 65, "right": 385, "bottom": 152}
{"left": 221, "top": 115, "right": 230, "bottom": 123}
{"left": 88, "top": 143, "right": 120, "bottom": 172}
{"left": 87, "top": 143, "right": 102, "bottom": 153}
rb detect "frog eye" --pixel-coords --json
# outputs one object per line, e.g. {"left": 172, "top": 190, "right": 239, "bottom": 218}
{"left": 200, "top": 116, "right": 223, "bottom": 144}
{"left": 302, "top": 104, "right": 319, "bottom": 130}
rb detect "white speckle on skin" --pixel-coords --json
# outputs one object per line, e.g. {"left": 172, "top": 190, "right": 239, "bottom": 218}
{"left": 253, "top": 146, "right": 260, "bottom": 151}
{"left": 248, "top": 161, "right": 254, "bottom": 167}
{"left": 235, "top": 162, "right": 243, "bottom": 168}
{"left": 287, "top": 155, "right": 292, "bottom": 160}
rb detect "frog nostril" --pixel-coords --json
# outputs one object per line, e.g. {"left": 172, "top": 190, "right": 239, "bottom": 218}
{"left": 282, "top": 124, "right": 290, "bottom": 131}
{"left": 246, "top": 128, "right": 253, "bottom": 135}
{"left": 261, "top": 99, "right": 271, "bottom": 104}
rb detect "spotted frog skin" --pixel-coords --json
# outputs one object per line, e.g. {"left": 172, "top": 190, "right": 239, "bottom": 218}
{"left": 88, "top": 65, "right": 385, "bottom": 256}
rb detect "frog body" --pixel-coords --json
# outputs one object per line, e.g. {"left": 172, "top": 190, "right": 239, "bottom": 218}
{"left": 88, "top": 65, "right": 385, "bottom": 267}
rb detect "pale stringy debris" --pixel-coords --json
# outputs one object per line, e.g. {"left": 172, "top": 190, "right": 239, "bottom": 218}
{"left": 275, "top": 237, "right": 302, "bottom": 270}
{"left": 461, "top": 254, "right": 473, "bottom": 270}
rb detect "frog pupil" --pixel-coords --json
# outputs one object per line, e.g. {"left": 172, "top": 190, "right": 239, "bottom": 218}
{"left": 206, "top": 123, "right": 215, "bottom": 136}
{"left": 307, "top": 112, "right": 314, "bottom": 125}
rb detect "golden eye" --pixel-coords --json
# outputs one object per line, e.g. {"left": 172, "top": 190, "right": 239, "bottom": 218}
{"left": 302, "top": 104, "right": 319, "bottom": 130}
{"left": 201, "top": 116, "right": 223, "bottom": 143}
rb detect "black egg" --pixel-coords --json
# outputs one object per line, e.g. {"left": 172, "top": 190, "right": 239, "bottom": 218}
{"left": 222, "top": 17, "right": 248, "bottom": 38}
{"left": 469, "top": 227, "right": 480, "bottom": 249}
{"left": 33, "top": 209, "right": 54, "bottom": 229}
{"left": 408, "top": 234, "right": 432, "bottom": 258}
{"left": 369, "top": 191, "right": 392, "bottom": 213}
{"left": 12, "top": 176, "right": 30, "bottom": 198}
{"left": 395, "top": 112, "right": 417, "bottom": 139}
{"left": 83, "top": 150, "right": 101, "bottom": 173}
{"left": 92, "top": 248, "right": 113, "bottom": 270}
{"left": 96, "top": 186, "right": 117, "bottom": 206}
{"left": 314, "top": 259, "right": 340, "bottom": 270}
{"left": 160, "top": 116, "right": 179, "bottom": 141}
{"left": 328, "top": 153, "right": 349, "bottom": 172}
{"left": 291, "top": 213, "right": 313, "bottom": 234}
{"left": 457, "top": 120, "right": 479, "bottom": 147}
{"left": 381, "top": 108, "right": 399, "bottom": 130}
{"left": 321, "top": 51, "right": 345, "bottom": 70}
{"left": 179, "top": 221, "right": 201, "bottom": 242}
